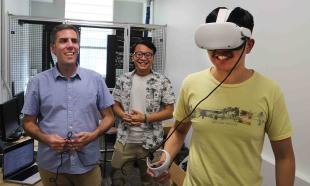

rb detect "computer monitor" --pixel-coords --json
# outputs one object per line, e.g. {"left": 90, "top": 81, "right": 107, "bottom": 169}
{"left": 14, "top": 91, "right": 24, "bottom": 120}
{"left": 0, "top": 97, "right": 21, "bottom": 142}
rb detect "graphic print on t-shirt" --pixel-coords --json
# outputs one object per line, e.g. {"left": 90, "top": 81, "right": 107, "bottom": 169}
{"left": 191, "top": 106, "right": 266, "bottom": 126}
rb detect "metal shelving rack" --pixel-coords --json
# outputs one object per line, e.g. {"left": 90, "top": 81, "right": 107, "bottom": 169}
{"left": 7, "top": 15, "right": 167, "bottom": 93}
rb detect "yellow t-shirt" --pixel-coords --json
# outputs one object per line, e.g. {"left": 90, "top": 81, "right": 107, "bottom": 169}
{"left": 174, "top": 69, "right": 292, "bottom": 186}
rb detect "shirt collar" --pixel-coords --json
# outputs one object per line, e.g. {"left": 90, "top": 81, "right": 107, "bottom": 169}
{"left": 53, "top": 63, "right": 81, "bottom": 80}
{"left": 129, "top": 69, "right": 154, "bottom": 77}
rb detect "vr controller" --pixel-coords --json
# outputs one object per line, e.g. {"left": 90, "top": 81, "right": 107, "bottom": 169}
{"left": 194, "top": 8, "right": 252, "bottom": 50}
{"left": 146, "top": 149, "right": 171, "bottom": 177}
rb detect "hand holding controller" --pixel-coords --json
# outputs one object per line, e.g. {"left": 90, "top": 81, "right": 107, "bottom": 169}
{"left": 146, "top": 149, "right": 171, "bottom": 177}
{"left": 65, "top": 131, "right": 77, "bottom": 151}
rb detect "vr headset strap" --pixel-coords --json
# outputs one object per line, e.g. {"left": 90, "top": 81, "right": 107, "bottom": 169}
{"left": 216, "top": 9, "right": 232, "bottom": 23}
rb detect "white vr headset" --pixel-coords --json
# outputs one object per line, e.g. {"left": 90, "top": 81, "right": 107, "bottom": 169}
{"left": 195, "top": 8, "right": 252, "bottom": 50}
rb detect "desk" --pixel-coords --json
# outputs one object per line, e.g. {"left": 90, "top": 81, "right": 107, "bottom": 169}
{"left": 0, "top": 169, "right": 42, "bottom": 186}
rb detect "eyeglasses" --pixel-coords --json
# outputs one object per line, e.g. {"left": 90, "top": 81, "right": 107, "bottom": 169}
{"left": 133, "top": 51, "right": 154, "bottom": 59}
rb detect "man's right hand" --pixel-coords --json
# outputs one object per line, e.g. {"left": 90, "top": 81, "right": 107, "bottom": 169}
{"left": 122, "top": 112, "right": 133, "bottom": 123}
{"left": 45, "top": 134, "right": 67, "bottom": 152}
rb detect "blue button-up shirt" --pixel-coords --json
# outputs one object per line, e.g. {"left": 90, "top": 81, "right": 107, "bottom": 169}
{"left": 22, "top": 65, "right": 114, "bottom": 174}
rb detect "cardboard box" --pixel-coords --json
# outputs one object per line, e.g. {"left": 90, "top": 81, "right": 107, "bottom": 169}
{"left": 169, "top": 162, "right": 186, "bottom": 186}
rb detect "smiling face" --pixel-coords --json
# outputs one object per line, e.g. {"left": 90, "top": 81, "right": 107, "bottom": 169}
{"left": 132, "top": 44, "right": 154, "bottom": 76}
{"left": 207, "top": 39, "right": 254, "bottom": 73}
{"left": 50, "top": 29, "right": 80, "bottom": 67}
{"left": 207, "top": 48, "right": 244, "bottom": 72}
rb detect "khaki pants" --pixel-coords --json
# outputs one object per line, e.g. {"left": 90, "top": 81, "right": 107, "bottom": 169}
{"left": 111, "top": 141, "right": 169, "bottom": 186}
{"left": 39, "top": 165, "right": 101, "bottom": 186}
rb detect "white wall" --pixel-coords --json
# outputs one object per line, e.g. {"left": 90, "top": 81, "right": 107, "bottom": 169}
{"left": 153, "top": 0, "right": 310, "bottom": 185}
{"left": 1, "top": 0, "right": 30, "bottom": 103}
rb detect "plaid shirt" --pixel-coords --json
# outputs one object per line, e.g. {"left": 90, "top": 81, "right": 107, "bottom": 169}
{"left": 112, "top": 70, "right": 175, "bottom": 149}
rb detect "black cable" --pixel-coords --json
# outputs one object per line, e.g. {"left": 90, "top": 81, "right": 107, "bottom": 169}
{"left": 50, "top": 133, "right": 103, "bottom": 186}
{"left": 49, "top": 151, "right": 65, "bottom": 186}
{"left": 119, "top": 41, "right": 248, "bottom": 175}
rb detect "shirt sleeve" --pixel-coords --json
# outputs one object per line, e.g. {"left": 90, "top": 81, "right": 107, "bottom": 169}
{"left": 265, "top": 88, "right": 293, "bottom": 141}
{"left": 173, "top": 78, "right": 191, "bottom": 123}
{"left": 112, "top": 76, "right": 123, "bottom": 103}
{"left": 161, "top": 76, "right": 176, "bottom": 105}
{"left": 22, "top": 77, "right": 40, "bottom": 116}
{"left": 97, "top": 76, "right": 114, "bottom": 110}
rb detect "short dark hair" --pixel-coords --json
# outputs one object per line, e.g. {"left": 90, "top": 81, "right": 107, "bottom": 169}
{"left": 205, "top": 7, "right": 254, "bottom": 33}
{"left": 131, "top": 39, "right": 157, "bottom": 54}
{"left": 50, "top": 24, "right": 80, "bottom": 44}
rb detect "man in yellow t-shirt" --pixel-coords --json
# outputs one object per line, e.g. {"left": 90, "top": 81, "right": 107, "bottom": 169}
{"left": 148, "top": 7, "right": 295, "bottom": 186}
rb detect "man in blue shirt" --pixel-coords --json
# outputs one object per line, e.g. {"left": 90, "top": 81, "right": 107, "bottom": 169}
{"left": 22, "top": 24, "right": 115, "bottom": 186}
